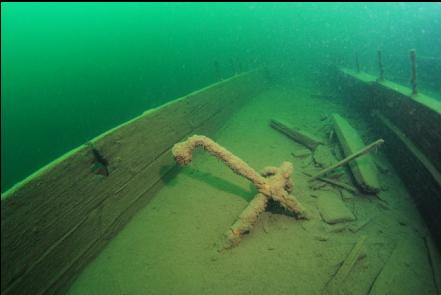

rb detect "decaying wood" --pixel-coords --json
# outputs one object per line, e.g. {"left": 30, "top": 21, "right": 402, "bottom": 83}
{"left": 1, "top": 70, "right": 268, "bottom": 295}
{"left": 321, "top": 114, "right": 383, "bottom": 193}
{"left": 313, "top": 145, "right": 337, "bottom": 168}
{"left": 309, "top": 138, "right": 383, "bottom": 182}
{"left": 324, "top": 235, "right": 367, "bottom": 295}
{"left": 270, "top": 119, "right": 324, "bottom": 150}
{"left": 425, "top": 235, "right": 441, "bottom": 295}
{"left": 172, "top": 135, "right": 307, "bottom": 250}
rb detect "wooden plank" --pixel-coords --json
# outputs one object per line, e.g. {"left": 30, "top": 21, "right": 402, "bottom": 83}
{"left": 270, "top": 119, "right": 324, "bottom": 150}
{"left": 6, "top": 149, "right": 173, "bottom": 295}
{"left": 45, "top": 106, "right": 238, "bottom": 295}
{"left": 46, "top": 168, "right": 170, "bottom": 295}
{"left": 373, "top": 112, "right": 441, "bottom": 189}
{"left": 1, "top": 69, "right": 268, "bottom": 295}
{"left": 339, "top": 67, "right": 441, "bottom": 250}
{"left": 331, "top": 113, "right": 381, "bottom": 193}
{"left": 324, "top": 235, "right": 367, "bottom": 295}
{"left": 373, "top": 110, "right": 441, "bottom": 249}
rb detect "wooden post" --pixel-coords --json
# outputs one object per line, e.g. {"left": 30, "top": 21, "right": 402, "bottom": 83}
{"left": 410, "top": 49, "right": 418, "bottom": 96}
{"left": 355, "top": 53, "right": 360, "bottom": 73}
{"left": 377, "top": 50, "right": 384, "bottom": 81}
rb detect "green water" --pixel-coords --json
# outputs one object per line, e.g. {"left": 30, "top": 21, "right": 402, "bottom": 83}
{"left": 2, "top": 3, "right": 441, "bottom": 295}
{"left": 1, "top": 3, "right": 440, "bottom": 191}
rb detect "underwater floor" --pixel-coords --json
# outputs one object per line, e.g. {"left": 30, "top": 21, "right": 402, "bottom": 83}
{"left": 67, "top": 78, "right": 438, "bottom": 295}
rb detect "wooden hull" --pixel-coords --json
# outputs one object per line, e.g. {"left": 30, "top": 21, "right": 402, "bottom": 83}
{"left": 337, "top": 68, "right": 441, "bottom": 250}
{"left": 1, "top": 69, "right": 269, "bottom": 295}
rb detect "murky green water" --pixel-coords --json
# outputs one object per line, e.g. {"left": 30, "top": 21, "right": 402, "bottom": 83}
{"left": 2, "top": 3, "right": 441, "bottom": 295}
{"left": 2, "top": 2, "right": 440, "bottom": 192}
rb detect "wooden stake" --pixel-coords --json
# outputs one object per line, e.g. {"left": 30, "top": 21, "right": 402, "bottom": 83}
{"left": 308, "top": 139, "right": 384, "bottom": 182}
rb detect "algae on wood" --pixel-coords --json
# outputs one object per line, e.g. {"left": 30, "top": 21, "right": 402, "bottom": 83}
{"left": 270, "top": 119, "right": 324, "bottom": 150}
{"left": 331, "top": 113, "right": 381, "bottom": 193}
{"left": 0, "top": 70, "right": 269, "bottom": 295}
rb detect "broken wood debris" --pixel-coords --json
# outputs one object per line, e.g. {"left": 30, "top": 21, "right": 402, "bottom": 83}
{"left": 317, "top": 191, "right": 355, "bottom": 224}
{"left": 323, "top": 235, "right": 367, "bottom": 295}
{"left": 330, "top": 113, "right": 382, "bottom": 193}
{"left": 308, "top": 138, "right": 383, "bottom": 184}
{"left": 313, "top": 145, "right": 336, "bottom": 168}
{"left": 319, "top": 177, "right": 358, "bottom": 194}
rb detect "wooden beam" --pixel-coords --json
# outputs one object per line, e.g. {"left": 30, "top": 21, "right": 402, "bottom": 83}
{"left": 331, "top": 113, "right": 381, "bottom": 193}
{"left": 270, "top": 119, "right": 324, "bottom": 150}
{"left": 373, "top": 111, "right": 441, "bottom": 188}
{"left": 339, "top": 67, "right": 441, "bottom": 173}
